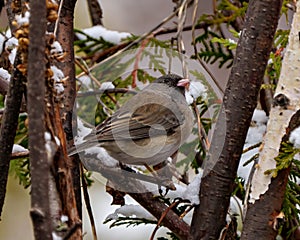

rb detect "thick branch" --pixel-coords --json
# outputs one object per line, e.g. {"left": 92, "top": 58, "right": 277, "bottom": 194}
{"left": 241, "top": 112, "right": 300, "bottom": 239}
{"left": 27, "top": 0, "right": 52, "bottom": 239}
{"left": 55, "top": 1, "right": 82, "bottom": 238}
{"left": 242, "top": 1, "right": 300, "bottom": 237}
{"left": 190, "top": 0, "right": 283, "bottom": 239}
{"left": 0, "top": 53, "right": 25, "bottom": 218}
{"left": 0, "top": 76, "right": 9, "bottom": 96}
{"left": 82, "top": 157, "right": 191, "bottom": 239}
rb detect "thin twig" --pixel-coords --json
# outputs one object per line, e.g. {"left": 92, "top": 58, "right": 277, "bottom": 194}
{"left": 76, "top": 88, "right": 137, "bottom": 97}
{"left": 192, "top": 101, "right": 210, "bottom": 151}
{"left": 176, "top": 0, "right": 189, "bottom": 77}
{"left": 75, "top": 58, "right": 101, "bottom": 87}
{"left": 242, "top": 142, "right": 261, "bottom": 154}
{"left": 150, "top": 200, "right": 180, "bottom": 240}
{"left": 132, "top": 38, "right": 151, "bottom": 88}
{"left": 76, "top": 3, "right": 184, "bottom": 79}
{"left": 81, "top": 164, "right": 98, "bottom": 240}
{"left": 191, "top": 0, "right": 224, "bottom": 94}
{"left": 242, "top": 156, "right": 259, "bottom": 220}
{"left": 10, "top": 150, "right": 30, "bottom": 159}
{"left": 54, "top": 0, "right": 64, "bottom": 37}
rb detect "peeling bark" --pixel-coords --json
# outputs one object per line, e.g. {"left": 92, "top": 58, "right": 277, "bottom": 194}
{"left": 55, "top": 1, "right": 82, "bottom": 238}
{"left": 242, "top": 1, "right": 300, "bottom": 238}
{"left": 190, "top": 0, "right": 283, "bottom": 239}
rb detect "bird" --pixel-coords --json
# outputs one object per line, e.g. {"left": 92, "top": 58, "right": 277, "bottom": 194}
{"left": 70, "top": 74, "right": 194, "bottom": 167}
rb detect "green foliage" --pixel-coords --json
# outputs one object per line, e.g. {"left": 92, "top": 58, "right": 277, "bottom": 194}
{"left": 265, "top": 29, "right": 289, "bottom": 89}
{"left": 103, "top": 216, "right": 157, "bottom": 228}
{"left": 211, "top": 29, "right": 238, "bottom": 50}
{"left": 194, "top": 28, "right": 234, "bottom": 68}
{"left": 9, "top": 115, "right": 30, "bottom": 188}
{"left": 74, "top": 29, "right": 118, "bottom": 55}
{"left": 9, "top": 158, "right": 30, "bottom": 188}
{"left": 157, "top": 232, "right": 180, "bottom": 240}
{"left": 83, "top": 171, "right": 94, "bottom": 187}
{"left": 281, "top": 0, "right": 294, "bottom": 20}
{"left": 265, "top": 142, "right": 299, "bottom": 177}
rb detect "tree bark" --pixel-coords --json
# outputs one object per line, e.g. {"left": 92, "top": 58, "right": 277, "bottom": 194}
{"left": 55, "top": 1, "right": 82, "bottom": 238}
{"left": 0, "top": 53, "right": 25, "bottom": 218}
{"left": 241, "top": 112, "right": 300, "bottom": 240}
{"left": 0, "top": 0, "right": 26, "bottom": 219}
{"left": 27, "top": 0, "right": 52, "bottom": 239}
{"left": 190, "top": 0, "right": 283, "bottom": 239}
{"left": 87, "top": 0, "right": 103, "bottom": 26}
{"left": 83, "top": 157, "right": 191, "bottom": 239}
{"left": 241, "top": 2, "right": 300, "bottom": 237}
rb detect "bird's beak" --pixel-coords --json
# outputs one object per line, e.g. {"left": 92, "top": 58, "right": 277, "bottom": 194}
{"left": 177, "top": 78, "right": 190, "bottom": 90}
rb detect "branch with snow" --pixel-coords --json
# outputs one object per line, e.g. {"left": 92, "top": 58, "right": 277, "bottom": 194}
{"left": 76, "top": 25, "right": 131, "bottom": 45}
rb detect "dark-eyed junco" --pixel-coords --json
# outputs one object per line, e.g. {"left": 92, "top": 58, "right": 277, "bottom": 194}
{"left": 70, "top": 74, "right": 193, "bottom": 166}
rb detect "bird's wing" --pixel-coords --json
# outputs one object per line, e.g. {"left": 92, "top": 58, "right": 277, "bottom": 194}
{"left": 89, "top": 101, "right": 185, "bottom": 142}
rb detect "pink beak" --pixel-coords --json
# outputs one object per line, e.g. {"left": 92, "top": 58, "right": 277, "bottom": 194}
{"left": 177, "top": 78, "right": 190, "bottom": 89}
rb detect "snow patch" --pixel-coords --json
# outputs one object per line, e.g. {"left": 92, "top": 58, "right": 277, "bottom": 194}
{"left": 185, "top": 81, "right": 207, "bottom": 104}
{"left": 77, "top": 25, "right": 131, "bottom": 45}
{"left": 0, "top": 68, "right": 11, "bottom": 82}
{"left": 106, "top": 204, "right": 156, "bottom": 221}
{"left": 100, "top": 82, "right": 115, "bottom": 90}
{"left": 289, "top": 126, "right": 300, "bottom": 149}
{"left": 12, "top": 144, "right": 27, "bottom": 153}
{"left": 50, "top": 65, "right": 65, "bottom": 94}
{"left": 15, "top": 11, "right": 30, "bottom": 26}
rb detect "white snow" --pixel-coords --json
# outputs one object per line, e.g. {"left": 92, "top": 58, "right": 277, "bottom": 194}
{"left": 100, "top": 82, "right": 115, "bottom": 90}
{"left": 185, "top": 81, "right": 207, "bottom": 104}
{"left": 105, "top": 204, "right": 156, "bottom": 221}
{"left": 77, "top": 25, "right": 131, "bottom": 45}
{"left": 238, "top": 109, "right": 268, "bottom": 182}
{"left": 185, "top": 92, "right": 194, "bottom": 105}
{"left": 51, "top": 41, "right": 63, "bottom": 55}
{"left": 5, "top": 37, "right": 19, "bottom": 64}
{"left": 50, "top": 65, "right": 65, "bottom": 94}
{"left": 12, "top": 144, "right": 27, "bottom": 153}
{"left": 78, "top": 75, "right": 92, "bottom": 87}
{"left": 228, "top": 38, "right": 237, "bottom": 44}
{"left": 44, "top": 132, "right": 51, "bottom": 141}
{"left": 0, "top": 30, "right": 16, "bottom": 59}
{"left": 54, "top": 136, "right": 61, "bottom": 146}
{"left": 289, "top": 126, "right": 300, "bottom": 149}
{"left": 0, "top": 68, "right": 11, "bottom": 82}
{"left": 60, "top": 215, "right": 69, "bottom": 223}
{"left": 6, "top": 37, "right": 18, "bottom": 49}
{"left": 8, "top": 48, "right": 17, "bottom": 65}
{"left": 75, "top": 118, "right": 119, "bottom": 167}
{"left": 84, "top": 146, "right": 119, "bottom": 167}
{"left": 52, "top": 232, "right": 63, "bottom": 240}
{"left": 166, "top": 170, "right": 203, "bottom": 205}
{"left": 76, "top": 118, "right": 92, "bottom": 140}
{"left": 15, "top": 11, "right": 30, "bottom": 26}
{"left": 181, "top": 171, "right": 202, "bottom": 205}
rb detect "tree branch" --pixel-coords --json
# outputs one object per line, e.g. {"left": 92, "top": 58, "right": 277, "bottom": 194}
{"left": 55, "top": 1, "right": 82, "bottom": 238}
{"left": 242, "top": 1, "right": 300, "bottom": 237}
{"left": 81, "top": 156, "right": 191, "bottom": 239}
{"left": 190, "top": 0, "right": 283, "bottom": 239}
{"left": 0, "top": 52, "right": 25, "bottom": 218}
{"left": 87, "top": 0, "right": 103, "bottom": 26}
{"left": 27, "top": 0, "right": 52, "bottom": 238}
